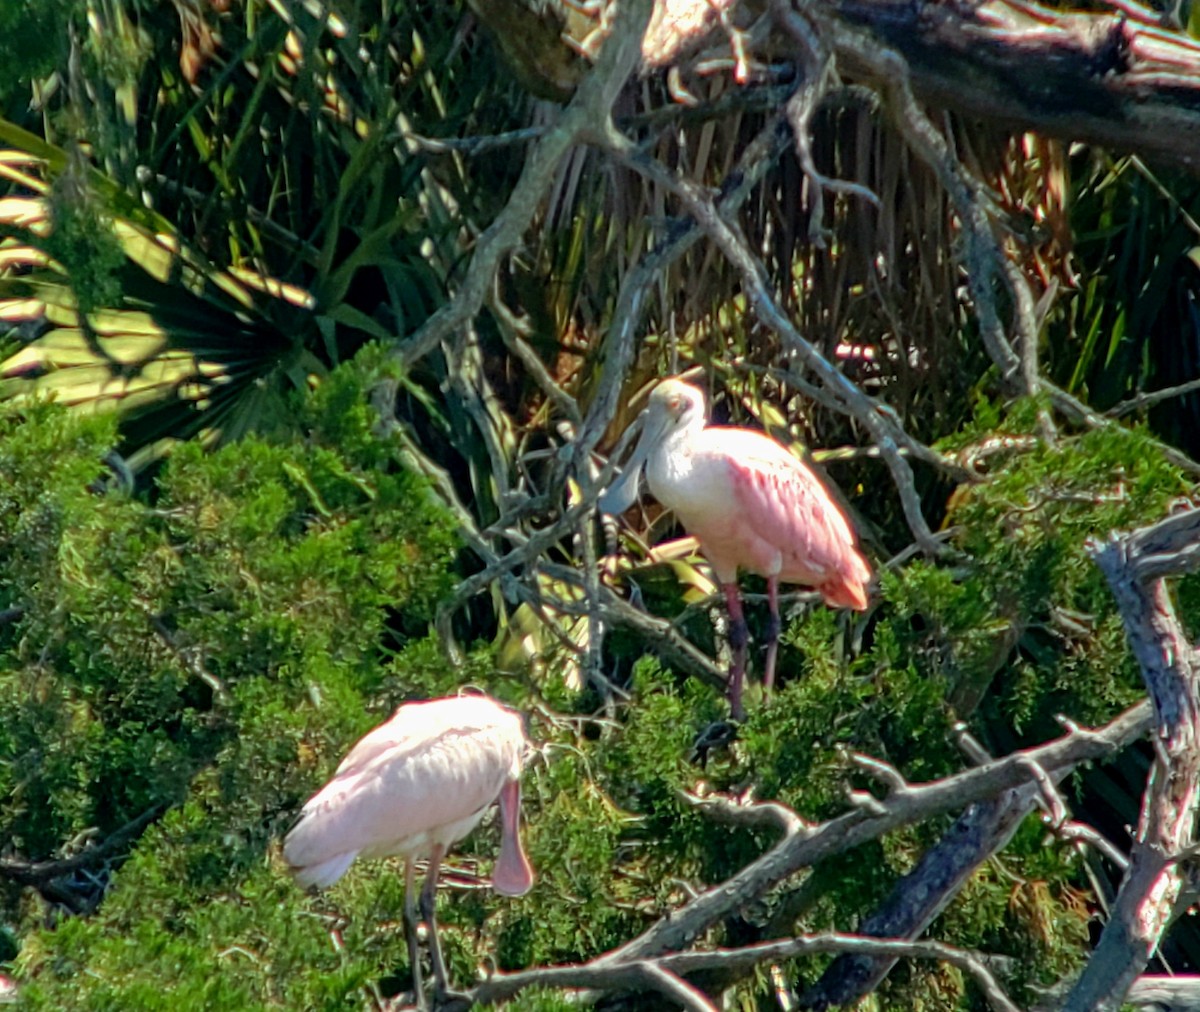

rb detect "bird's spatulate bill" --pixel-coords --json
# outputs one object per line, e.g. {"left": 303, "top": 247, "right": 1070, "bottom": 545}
{"left": 493, "top": 779, "right": 534, "bottom": 896}
{"left": 599, "top": 427, "right": 654, "bottom": 515}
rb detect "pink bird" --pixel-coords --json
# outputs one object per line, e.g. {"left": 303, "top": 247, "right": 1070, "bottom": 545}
{"left": 283, "top": 694, "right": 534, "bottom": 1008}
{"left": 601, "top": 377, "right": 871, "bottom": 718}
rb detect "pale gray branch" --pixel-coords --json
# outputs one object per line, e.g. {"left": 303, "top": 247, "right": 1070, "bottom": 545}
{"left": 1108, "top": 377, "right": 1200, "bottom": 420}
{"left": 803, "top": 737, "right": 1046, "bottom": 1010}
{"left": 660, "top": 935, "right": 1021, "bottom": 1012}
{"left": 1063, "top": 508, "right": 1200, "bottom": 1011}
{"left": 458, "top": 932, "right": 1019, "bottom": 1012}
{"left": 387, "top": 0, "right": 653, "bottom": 369}
{"left": 607, "top": 701, "right": 1150, "bottom": 962}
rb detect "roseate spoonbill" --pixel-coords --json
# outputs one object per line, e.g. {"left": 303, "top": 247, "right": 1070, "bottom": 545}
{"left": 283, "top": 694, "right": 534, "bottom": 1008}
{"left": 601, "top": 378, "right": 871, "bottom": 718}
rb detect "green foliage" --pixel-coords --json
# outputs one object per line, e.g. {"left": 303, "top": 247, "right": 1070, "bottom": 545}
{"left": 0, "top": 0, "right": 523, "bottom": 463}
{"left": 42, "top": 168, "right": 135, "bottom": 325}
{"left": 1047, "top": 155, "right": 1200, "bottom": 456}
{"left": 0, "top": 309, "right": 1192, "bottom": 1010}
{"left": 0, "top": 358, "right": 475, "bottom": 1007}
{"left": 1, "top": 2, "right": 1198, "bottom": 1009}
{"left": 0, "top": 1, "right": 78, "bottom": 95}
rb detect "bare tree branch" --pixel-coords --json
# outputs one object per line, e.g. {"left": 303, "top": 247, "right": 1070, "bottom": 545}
{"left": 1125, "top": 975, "right": 1200, "bottom": 1010}
{"left": 783, "top": 0, "right": 1049, "bottom": 424}
{"left": 386, "top": 0, "right": 653, "bottom": 370}
{"left": 1108, "top": 377, "right": 1200, "bottom": 420}
{"left": 445, "top": 957, "right": 721, "bottom": 1011}
{"left": 571, "top": 113, "right": 795, "bottom": 468}
{"left": 540, "top": 562, "right": 730, "bottom": 691}
{"left": 609, "top": 700, "right": 1150, "bottom": 962}
{"left": 456, "top": 703, "right": 1147, "bottom": 1012}
{"left": 678, "top": 786, "right": 808, "bottom": 836}
{"left": 659, "top": 935, "right": 1022, "bottom": 1012}
{"left": 0, "top": 804, "right": 164, "bottom": 913}
{"left": 827, "top": 0, "right": 1200, "bottom": 177}
{"left": 0, "top": 805, "right": 162, "bottom": 885}
{"left": 459, "top": 932, "right": 1021, "bottom": 1012}
{"left": 1062, "top": 506, "right": 1200, "bottom": 1011}
{"left": 799, "top": 785, "right": 1039, "bottom": 1009}
{"left": 139, "top": 604, "right": 230, "bottom": 705}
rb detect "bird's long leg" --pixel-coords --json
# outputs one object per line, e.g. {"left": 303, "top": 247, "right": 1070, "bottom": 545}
{"left": 722, "top": 582, "right": 749, "bottom": 721}
{"left": 419, "top": 844, "right": 451, "bottom": 1005}
{"left": 404, "top": 859, "right": 427, "bottom": 1012}
{"left": 763, "top": 574, "right": 781, "bottom": 696}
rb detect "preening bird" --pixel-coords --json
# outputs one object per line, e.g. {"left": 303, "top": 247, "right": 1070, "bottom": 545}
{"left": 283, "top": 694, "right": 534, "bottom": 1008}
{"left": 601, "top": 378, "right": 871, "bottom": 718}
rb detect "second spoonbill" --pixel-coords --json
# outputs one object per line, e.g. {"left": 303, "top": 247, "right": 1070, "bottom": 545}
{"left": 601, "top": 377, "right": 871, "bottom": 718}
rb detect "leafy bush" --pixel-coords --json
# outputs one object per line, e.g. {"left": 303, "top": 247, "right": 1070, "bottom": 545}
{"left": 0, "top": 360, "right": 482, "bottom": 1008}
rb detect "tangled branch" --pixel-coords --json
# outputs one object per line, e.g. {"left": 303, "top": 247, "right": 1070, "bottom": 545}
{"left": 446, "top": 702, "right": 1150, "bottom": 1010}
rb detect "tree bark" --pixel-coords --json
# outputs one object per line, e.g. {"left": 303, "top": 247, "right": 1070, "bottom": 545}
{"left": 829, "top": 0, "right": 1200, "bottom": 174}
{"left": 468, "top": 0, "right": 1200, "bottom": 175}
{"left": 1063, "top": 508, "right": 1200, "bottom": 1011}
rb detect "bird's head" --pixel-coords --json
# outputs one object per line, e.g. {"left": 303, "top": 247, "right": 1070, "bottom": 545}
{"left": 599, "top": 377, "right": 707, "bottom": 514}
{"left": 647, "top": 377, "right": 706, "bottom": 431}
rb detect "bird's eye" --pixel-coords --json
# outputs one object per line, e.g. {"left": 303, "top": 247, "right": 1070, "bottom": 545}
{"left": 667, "top": 395, "right": 682, "bottom": 411}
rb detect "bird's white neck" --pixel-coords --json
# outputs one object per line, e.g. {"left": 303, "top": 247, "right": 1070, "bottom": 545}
{"left": 646, "top": 413, "right": 706, "bottom": 505}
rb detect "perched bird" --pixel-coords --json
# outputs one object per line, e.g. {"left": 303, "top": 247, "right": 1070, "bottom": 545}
{"left": 601, "top": 378, "right": 871, "bottom": 718}
{"left": 283, "top": 694, "right": 534, "bottom": 1008}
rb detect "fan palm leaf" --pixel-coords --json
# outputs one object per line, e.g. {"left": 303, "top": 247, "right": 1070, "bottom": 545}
{"left": 0, "top": 151, "right": 314, "bottom": 464}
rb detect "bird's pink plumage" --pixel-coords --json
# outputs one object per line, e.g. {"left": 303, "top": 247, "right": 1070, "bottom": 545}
{"left": 660, "top": 426, "right": 869, "bottom": 609}
{"left": 283, "top": 696, "right": 529, "bottom": 887}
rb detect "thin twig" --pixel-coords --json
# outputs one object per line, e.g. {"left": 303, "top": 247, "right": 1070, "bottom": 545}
{"left": 140, "top": 605, "right": 229, "bottom": 704}
{"left": 487, "top": 290, "right": 583, "bottom": 429}
{"left": 1107, "top": 377, "right": 1200, "bottom": 419}
{"left": 679, "top": 787, "right": 808, "bottom": 836}
{"left": 386, "top": 0, "right": 653, "bottom": 370}
{"left": 540, "top": 562, "right": 729, "bottom": 691}
{"left": 570, "top": 114, "right": 796, "bottom": 471}
{"left": 608, "top": 701, "right": 1150, "bottom": 963}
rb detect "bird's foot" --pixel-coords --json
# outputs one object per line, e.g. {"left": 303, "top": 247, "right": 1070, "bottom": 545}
{"left": 430, "top": 986, "right": 473, "bottom": 1012}
{"left": 690, "top": 719, "right": 739, "bottom": 765}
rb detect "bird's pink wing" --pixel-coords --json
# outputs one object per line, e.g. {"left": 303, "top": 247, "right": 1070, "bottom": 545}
{"left": 283, "top": 700, "right": 523, "bottom": 880}
{"left": 718, "top": 432, "right": 870, "bottom": 605}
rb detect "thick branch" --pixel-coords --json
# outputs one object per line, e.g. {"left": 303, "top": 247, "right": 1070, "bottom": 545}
{"left": 1063, "top": 508, "right": 1200, "bottom": 1011}
{"left": 0, "top": 804, "right": 163, "bottom": 897}
{"left": 608, "top": 701, "right": 1150, "bottom": 962}
{"left": 540, "top": 563, "right": 730, "bottom": 691}
{"left": 828, "top": 0, "right": 1200, "bottom": 176}
{"left": 1125, "top": 975, "right": 1200, "bottom": 1010}
{"left": 800, "top": 785, "right": 1039, "bottom": 1009}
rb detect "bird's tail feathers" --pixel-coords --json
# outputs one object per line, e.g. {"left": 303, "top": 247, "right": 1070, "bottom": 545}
{"left": 821, "top": 570, "right": 870, "bottom": 610}
{"left": 289, "top": 849, "right": 358, "bottom": 889}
